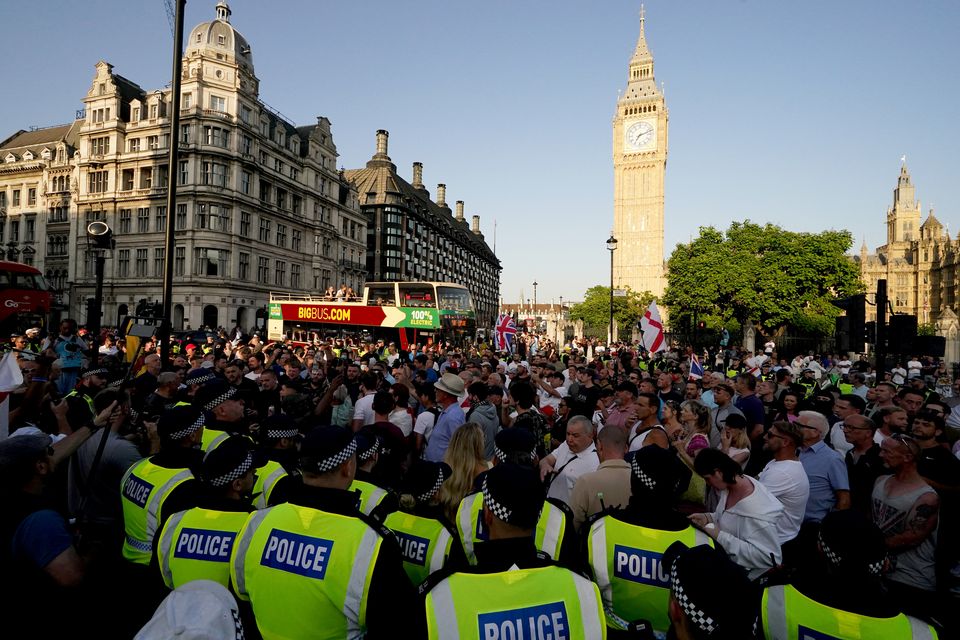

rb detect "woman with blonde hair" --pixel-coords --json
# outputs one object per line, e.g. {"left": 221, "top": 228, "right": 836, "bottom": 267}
{"left": 438, "top": 422, "right": 490, "bottom": 522}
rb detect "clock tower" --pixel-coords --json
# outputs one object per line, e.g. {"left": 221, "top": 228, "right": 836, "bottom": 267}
{"left": 612, "top": 7, "right": 668, "bottom": 298}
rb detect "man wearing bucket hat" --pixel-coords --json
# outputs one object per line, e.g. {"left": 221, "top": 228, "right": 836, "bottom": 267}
{"left": 230, "top": 425, "right": 422, "bottom": 639}
{"left": 423, "top": 373, "right": 466, "bottom": 463}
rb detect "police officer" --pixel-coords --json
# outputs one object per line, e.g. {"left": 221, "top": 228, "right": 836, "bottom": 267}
{"left": 760, "top": 510, "right": 939, "bottom": 639}
{"left": 586, "top": 444, "right": 711, "bottom": 637}
{"left": 663, "top": 542, "right": 756, "bottom": 640}
{"left": 180, "top": 367, "right": 217, "bottom": 404}
{"left": 384, "top": 460, "right": 463, "bottom": 585}
{"left": 424, "top": 463, "right": 605, "bottom": 639}
{"left": 349, "top": 429, "right": 398, "bottom": 521}
{"left": 120, "top": 405, "right": 204, "bottom": 566}
{"left": 155, "top": 435, "right": 256, "bottom": 589}
{"left": 251, "top": 414, "right": 299, "bottom": 509}
{"left": 230, "top": 425, "right": 422, "bottom": 639}
{"left": 455, "top": 428, "right": 574, "bottom": 566}
{"left": 65, "top": 366, "right": 109, "bottom": 429}
{"left": 194, "top": 380, "right": 246, "bottom": 452}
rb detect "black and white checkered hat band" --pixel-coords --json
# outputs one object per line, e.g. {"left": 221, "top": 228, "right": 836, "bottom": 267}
{"left": 83, "top": 367, "right": 109, "bottom": 378}
{"left": 209, "top": 451, "right": 254, "bottom": 488}
{"left": 313, "top": 438, "right": 358, "bottom": 473}
{"left": 266, "top": 428, "right": 299, "bottom": 440}
{"left": 357, "top": 436, "right": 381, "bottom": 463}
{"left": 204, "top": 387, "right": 238, "bottom": 411}
{"left": 493, "top": 445, "right": 537, "bottom": 464}
{"left": 818, "top": 530, "right": 884, "bottom": 577}
{"left": 631, "top": 457, "right": 658, "bottom": 490}
{"left": 481, "top": 477, "right": 512, "bottom": 523}
{"left": 417, "top": 468, "right": 446, "bottom": 502}
{"left": 188, "top": 371, "right": 216, "bottom": 385}
{"left": 167, "top": 413, "right": 205, "bottom": 440}
{"left": 670, "top": 559, "right": 717, "bottom": 634}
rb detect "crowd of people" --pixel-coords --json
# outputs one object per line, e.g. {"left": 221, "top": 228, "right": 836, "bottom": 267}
{"left": 0, "top": 320, "right": 953, "bottom": 639}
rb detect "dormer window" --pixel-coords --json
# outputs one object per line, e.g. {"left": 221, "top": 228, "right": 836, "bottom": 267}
{"left": 218, "top": 35, "right": 225, "bottom": 45}
{"left": 196, "top": 33, "right": 202, "bottom": 43}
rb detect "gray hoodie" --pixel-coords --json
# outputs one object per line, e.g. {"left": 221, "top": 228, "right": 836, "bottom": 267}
{"left": 466, "top": 402, "right": 500, "bottom": 460}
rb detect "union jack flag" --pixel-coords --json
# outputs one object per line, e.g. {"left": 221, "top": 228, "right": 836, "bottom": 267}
{"left": 494, "top": 313, "right": 517, "bottom": 352}
{"left": 689, "top": 354, "right": 704, "bottom": 381}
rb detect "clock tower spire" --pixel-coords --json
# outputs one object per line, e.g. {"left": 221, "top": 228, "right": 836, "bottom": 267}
{"left": 612, "top": 5, "right": 668, "bottom": 299}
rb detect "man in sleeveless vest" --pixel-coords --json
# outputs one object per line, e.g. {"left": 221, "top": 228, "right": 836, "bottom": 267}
{"left": 424, "top": 463, "right": 605, "bottom": 639}
{"left": 230, "top": 425, "right": 422, "bottom": 639}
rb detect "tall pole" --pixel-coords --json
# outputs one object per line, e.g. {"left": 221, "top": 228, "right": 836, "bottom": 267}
{"left": 606, "top": 235, "right": 617, "bottom": 346}
{"left": 159, "top": 0, "right": 186, "bottom": 366}
{"left": 533, "top": 281, "right": 538, "bottom": 310}
{"left": 876, "top": 279, "right": 888, "bottom": 376}
{"left": 89, "top": 254, "right": 106, "bottom": 368}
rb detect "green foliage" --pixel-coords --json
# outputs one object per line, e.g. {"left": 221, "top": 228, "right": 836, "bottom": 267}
{"left": 917, "top": 322, "right": 937, "bottom": 337}
{"left": 569, "top": 286, "right": 654, "bottom": 338}
{"left": 663, "top": 221, "right": 863, "bottom": 337}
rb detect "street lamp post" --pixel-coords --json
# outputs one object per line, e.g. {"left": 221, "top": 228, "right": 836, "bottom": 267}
{"left": 533, "top": 281, "right": 538, "bottom": 310}
{"left": 606, "top": 235, "right": 618, "bottom": 347}
{"left": 86, "top": 221, "right": 114, "bottom": 368}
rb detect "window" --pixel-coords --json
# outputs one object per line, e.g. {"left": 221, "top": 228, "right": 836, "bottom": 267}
{"left": 209, "top": 95, "right": 226, "bottom": 112}
{"left": 149, "top": 104, "right": 158, "bottom": 119}
{"left": 314, "top": 236, "right": 322, "bottom": 255}
{"left": 274, "top": 158, "right": 283, "bottom": 173}
{"left": 148, "top": 135, "right": 160, "bottom": 150}
{"left": 156, "top": 206, "right": 167, "bottom": 232}
{"left": 117, "top": 249, "right": 130, "bottom": 277}
{"left": 10, "top": 220, "right": 19, "bottom": 242}
{"left": 129, "top": 138, "right": 141, "bottom": 152}
{"left": 139, "top": 167, "right": 153, "bottom": 189}
{"left": 174, "top": 246, "right": 185, "bottom": 276}
{"left": 182, "top": 93, "right": 192, "bottom": 109}
{"left": 88, "top": 171, "right": 108, "bottom": 193}
{"left": 276, "top": 224, "right": 287, "bottom": 247}
{"left": 291, "top": 263, "right": 301, "bottom": 289}
{"left": 240, "top": 171, "right": 251, "bottom": 195}
{"left": 90, "top": 136, "right": 109, "bottom": 155}
{"left": 202, "top": 162, "right": 228, "bottom": 187}
{"left": 195, "top": 248, "right": 229, "bottom": 277}
{"left": 91, "top": 108, "right": 110, "bottom": 123}
{"left": 48, "top": 206, "right": 67, "bottom": 223}
{"left": 238, "top": 252, "right": 250, "bottom": 280}
{"left": 241, "top": 135, "right": 252, "bottom": 155}
{"left": 179, "top": 161, "right": 189, "bottom": 185}
{"left": 258, "top": 217, "right": 271, "bottom": 242}
{"left": 0, "top": 218, "right": 5, "bottom": 243}
{"left": 135, "top": 248, "right": 148, "bottom": 277}
{"left": 158, "top": 164, "right": 169, "bottom": 188}
{"left": 259, "top": 180, "right": 272, "bottom": 202}
{"left": 12, "top": 190, "right": 20, "bottom": 207}
{"left": 240, "top": 210, "right": 251, "bottom": 237}
{"left": 276, "top": 189, "right": 286, "bottom": 211}
{"left": 154, "top": 248, "right": 165, "bottom": 276}
{"left": 292, "top": 195, "right": 301, "bottom": 215}
{"left": 257, "top": 256, "right": 269, "bottom": 283}
{"left": 27, "top": 189, "right": 36, "bottom": 206}
{"left": 175, "top": 204, "right": 187, "bottom": 229}
{"left": 25, "top": 217, "right": 35, "bottom": 242}
{"left": 132, "top": 107, "right": 140, "bottom": 122}
{"left": 240, "top": 105, "right": 252, "bottom": 124}
{"left": 137, "top": 207, "right": 150, "bottom": 232}
{"left": 121, "top": 169, "right": 134, "bottom": 191}
{"left": 290, "top": 167, "right": 299, "bottom": 181}
{"left": 119, "top": 209, "right": 132, "bottom": 233}
{"left": 203, "top": 126, "right": 230, "bottom": 148}
{"left": 274, "top": 260, "right": 286, "bottom": 286}
{"left": 292, "top": 229, "right": 302, "bottom": 252}
{"left": 181, "top": 125, "right": 190, "bottom": 144}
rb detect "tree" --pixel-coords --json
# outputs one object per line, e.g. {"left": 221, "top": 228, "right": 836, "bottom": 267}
{"left": 569, "top": 286, "right": 654, "bottom": 339}
{"left": 662, "top": 221, "right": 863, "bottom": 337}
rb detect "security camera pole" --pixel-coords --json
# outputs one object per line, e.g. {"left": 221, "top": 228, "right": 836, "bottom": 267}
{"left": 159, "top": 0, "right": 187, "bottom": 365}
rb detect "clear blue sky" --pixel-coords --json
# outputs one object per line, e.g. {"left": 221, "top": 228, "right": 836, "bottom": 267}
{"left": 2, "top": 1, "right": 957, "bottom": 308}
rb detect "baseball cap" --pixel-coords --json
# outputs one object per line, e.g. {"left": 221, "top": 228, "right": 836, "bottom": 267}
{"left": 134, "top": 580, "right": 244, "bottom": 640}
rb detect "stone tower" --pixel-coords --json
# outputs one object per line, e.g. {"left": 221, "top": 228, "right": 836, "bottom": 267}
{"left": 612, "top": 6, "right": 668, "bottom": 298}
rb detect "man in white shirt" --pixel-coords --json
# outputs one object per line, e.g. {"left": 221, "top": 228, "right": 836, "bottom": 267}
{"left": 759, "top": 420, "right": 810, "bottom": 545}
{"left": 891, "top": 364, "right": 907, "bottom": 386}
{"left": 538, "top": 415, "right": 599, "bottom": 505}
{"left": 906, "top": 357, "right": 923, "bottom": 379}
{"left": 350, "top": 372, "right": 379, "bottom": 430}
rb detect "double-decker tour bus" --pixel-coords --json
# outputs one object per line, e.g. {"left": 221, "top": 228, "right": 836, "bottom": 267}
{"left": 268, "top": 281, "right": 477, "bottom": 349}
{"left": 0, "top": 261, "right": 52, "bottom": 337}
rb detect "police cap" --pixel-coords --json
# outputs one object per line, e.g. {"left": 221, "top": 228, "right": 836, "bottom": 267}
{"left": 481, "top": 463, "right": 544, "bottom": 529}
{"left": 299, "top": 425, "right": 356, "bottom": 474}
{"left": 158, "top": 405, "right": 205, "bottom": 442}
{"left": 201, "top": 435, "right": 257, "bottom": 488}
{"left": 493, "top": 428, "right": 538, "bottom": 466}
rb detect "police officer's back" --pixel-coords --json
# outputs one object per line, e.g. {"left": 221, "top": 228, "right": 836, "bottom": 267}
{"left": 424, "top": 463, "right": 605, "bottom": 639}
{"left": 349, "top": 429, "right": 399, "bottom": 522}
{"left": 155, "top": 435, "right": 256, "bottom": 590}
{"left": 586, "top": 445, "right": 713, "bottom": 637}
{"left": 230, "top": 425, "right": 422, "bottom": 639}
{"left": 251, "top": 415, "right": 300, "bottom": 509}
{"left": 760, "top": 510, "right": 939, "bottom": 639}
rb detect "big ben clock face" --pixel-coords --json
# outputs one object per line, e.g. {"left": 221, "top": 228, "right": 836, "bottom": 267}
{"left": 625, "top": 119, "right": 656, "bottom": 151}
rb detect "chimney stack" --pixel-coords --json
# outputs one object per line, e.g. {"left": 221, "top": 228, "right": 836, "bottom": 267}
{"left": 437, "top": 184, "right": 447, "bottom": 207}
{"left": 472, "top": 215, "right": 481, "bottom": 234}
{"left": 412, "top": 162, "right": 424, "bottom": 189}
{"left": 375, "top": 129, "right": 389, "bottom": 157}
{"left": 455, "top": 201, "right": 465, "bottom": 221}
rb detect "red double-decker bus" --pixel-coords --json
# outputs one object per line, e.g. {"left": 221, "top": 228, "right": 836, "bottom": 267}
{"left": 0, "top": 261, "right": 52, "bottom": 336}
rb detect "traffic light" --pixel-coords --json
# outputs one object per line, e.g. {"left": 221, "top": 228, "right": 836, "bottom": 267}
{"left": 831, "top": 294, "right": 865, "bottom": 353}
{"left": 864, "top": 321, "right": 877, "bottom": 345}
{"left": 136, "top": 299, "right": 148, "bottom": 316}
{"left": 697, "top": 321, "right": 706, "bottom": 329}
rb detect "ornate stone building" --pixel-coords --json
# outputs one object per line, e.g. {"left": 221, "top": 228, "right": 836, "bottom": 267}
{"left": 858, "top": 164, "right": 960, "bottom": 362}
{"left": 344, "top": 130, "right": 501, "bottom": 330}
{"left": 1, "top": 2, "right": 366, "bottom": 331}
{"left": 612, "top": 9, "right": 669, "bottom": 298}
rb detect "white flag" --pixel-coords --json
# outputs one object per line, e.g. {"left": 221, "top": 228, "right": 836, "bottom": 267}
{"left": 0, "top": 351, "right": 24, "bottom": 440}
{"left": 639, "top": 302, "right": 667, "bottom": 354}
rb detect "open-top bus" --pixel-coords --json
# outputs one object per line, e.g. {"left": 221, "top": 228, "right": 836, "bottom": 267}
{"left": 268, "top": 281, "right": 477, "bottom": 349}
{"left": 0, "top": 261, "right": 52, "bottom": 337}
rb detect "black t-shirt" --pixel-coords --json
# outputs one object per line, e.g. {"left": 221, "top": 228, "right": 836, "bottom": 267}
{"left": 845, "top": 444, "right": 885, "bottom": 516}
{"left": 568, "top": 384, "right": 600, "bottom": 420}
{"left": 917, "top": 444, "right": 960, "bottom": 488}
